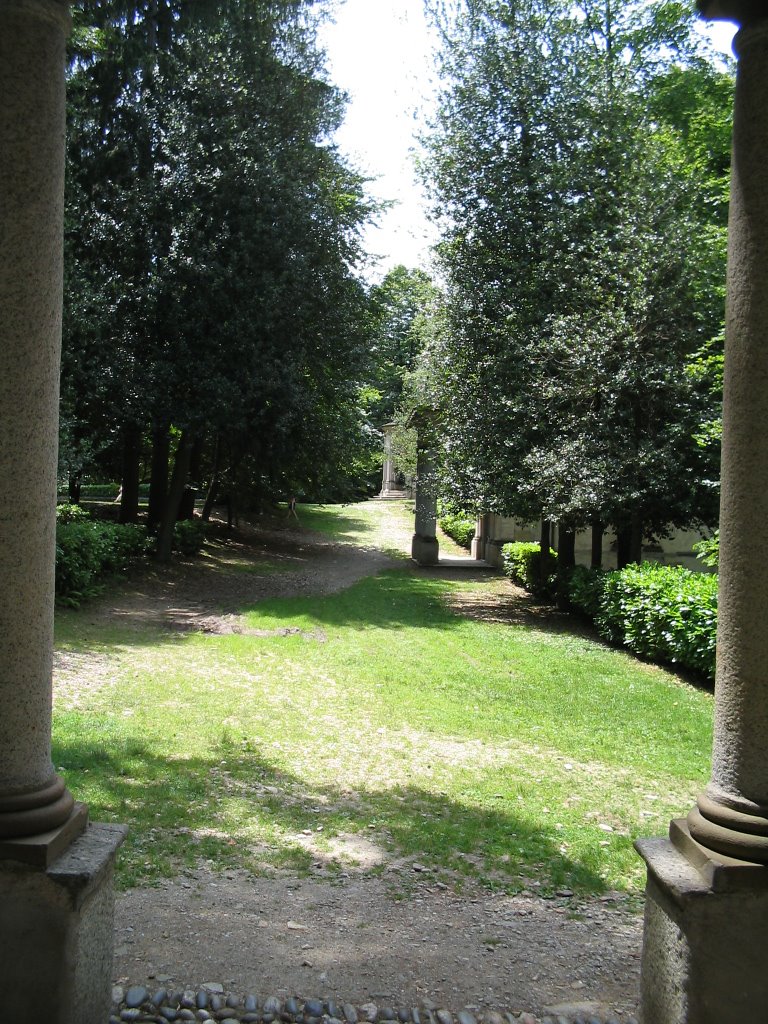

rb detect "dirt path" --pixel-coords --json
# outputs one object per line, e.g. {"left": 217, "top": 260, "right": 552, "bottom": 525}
{"left": 56, "top": 509, "right": 643, "bottom": 1022}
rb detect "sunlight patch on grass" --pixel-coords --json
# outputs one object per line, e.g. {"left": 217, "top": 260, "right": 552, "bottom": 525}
{"left": 299, "top": 500, "right": 415, "bottom": 557}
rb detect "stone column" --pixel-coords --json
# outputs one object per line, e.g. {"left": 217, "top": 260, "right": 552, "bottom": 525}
{"left": 0, "top": 3, "right": 125, "bottom": 1019}
{"left": 0, "top": 0, "right": 83, "bottom": 852}
{"left": 636, "top": 11, "right": 768, "bottom": 1023}
{"left": 471, "top": 513, "right": 490, "bottom": 561}
{"left": 380, "top": 423, "right": 398, "bottom": 497}
{"left": 686, "top": 15, "right": 768, "bottom": 865}
{"left": 411, "top": 445, "right": 439, "bottom": 565}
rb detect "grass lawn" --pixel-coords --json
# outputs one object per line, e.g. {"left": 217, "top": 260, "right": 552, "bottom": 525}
{"left": 53, "top": 501, "right": 713, "bottom": 899}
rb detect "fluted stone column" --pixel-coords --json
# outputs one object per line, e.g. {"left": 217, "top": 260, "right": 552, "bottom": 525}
{"left": 636, "top": 9, "right": 768, "bottom": 1022}
{"left": 0, "top": 3, "right": 125, "bottom": 1019}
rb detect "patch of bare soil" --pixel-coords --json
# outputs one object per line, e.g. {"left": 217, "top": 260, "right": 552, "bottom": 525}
{"left": 57, "top": 512, "right": 642, "bottom": 1019}
{"left": 79, "top": 514, "right": 402, "bottom": 638}
{"left": 114, "top": 871, "right": 641, "bottom": 1021}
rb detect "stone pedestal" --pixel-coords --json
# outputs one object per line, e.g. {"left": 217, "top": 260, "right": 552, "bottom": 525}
{"left": 1, "top": 823, "right": 126, "bottom": 1023}
{"left": 411, "top": 533, "right": 440, "bottom": 565}
{"left": 638, "top": 823, "right": 768, "bottom": 1024}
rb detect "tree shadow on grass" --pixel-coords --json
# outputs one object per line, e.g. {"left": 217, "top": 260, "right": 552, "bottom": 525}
{"left": 53, "top": 727, "right": 610, "bottom": 896}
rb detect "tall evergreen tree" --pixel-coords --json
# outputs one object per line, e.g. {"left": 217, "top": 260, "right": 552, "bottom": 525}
{"left": 422, "top": 0, "right": 731, "bottom": 562}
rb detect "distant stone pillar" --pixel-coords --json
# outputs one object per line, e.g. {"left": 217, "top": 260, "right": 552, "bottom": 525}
{"left": 411, "top": 445, "right": 439, "bottom": 566}
{"left": 471, "top": 513, "right": 490, "bottom": 561}
{"left": 637, "top": 12, "right": 768, "bottom": 1023}
{"left": 380, "top": 422, "right": 398, "bottom": 497}
{"left": 0, "top": 3, "right": 125, "bottom": 1019}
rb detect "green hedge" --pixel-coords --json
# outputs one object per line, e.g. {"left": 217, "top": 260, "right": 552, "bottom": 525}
{"left": 594, "top": 563, "right": 717, "bottom": 680}
{"left": 56, "top": 520, "right": 152, "bottom": 606}
{"left": 564, "top": 564, "right": 607, "bottom": 619}
{"left": 55, "top": 502, "right": 207, "bottom": 606}
{"left": 59, "top": 483, "right": 152, "bottom": 500}
{"left": 504, "top": 552, "right": 718, "bottom": 681}
{"left": 501, "top": 541, "right": 558, "bottom": 599}
{"left": 438, "top": 510, "right": 476, "bottom": 550}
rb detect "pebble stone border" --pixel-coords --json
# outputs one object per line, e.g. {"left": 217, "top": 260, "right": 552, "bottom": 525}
{"left": 110, "top": 986, "right": 639, "bottom": 1024}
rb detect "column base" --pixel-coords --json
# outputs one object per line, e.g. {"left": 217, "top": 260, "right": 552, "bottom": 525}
{"left": 0, "top": 821, "right": 126, "bottom": 1023}
{"left": 470, "top": 535, "right": 486, "bottom": 560}
{"left": 412, "top": 533, "right": 439, "bottom": 565}
{"left": 636, "top": 820, "right": 768, "bottom": 1023}
{"left": 0, "top": 800, "right": 88, "bottom": 867}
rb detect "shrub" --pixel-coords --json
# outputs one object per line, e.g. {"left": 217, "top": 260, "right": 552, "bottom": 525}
{"left": 564, "top": 564, "right": 608, "bottom": 618}
{"left": 77, "top": 483, "right": 121, "bottom": 499}
{"left": 438, "top": 509, "right": 476, "bottom": 549}
{"left": 172, "top": 518, "right": 207, "bottom": 556}
{"left": 56, "top": 502, "right": 90, "bottom": 524}
{"left": 56, "top": 521, "right": 150, "bottom": 606}
{"left": 595, "top": 562, "right": 718, "bottom": 680}
{"left": 501, "top": 541, "right": 558, "bottom": 599}
{"left": 693, "top": 530, "right": 719, "bottom": 570}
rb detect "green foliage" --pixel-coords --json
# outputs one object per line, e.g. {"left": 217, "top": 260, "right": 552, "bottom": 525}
{"left": 56, "top": 503, "right": 91, "bottom": 524}
{"left": 501, "top": 542, "right": 558, "bottom": 599}
{"left": 595, "top": 563, "right": 718, "bottom": 680}
{"left": 80, "top": 484, "right": 121, "bottom": 499}
{"left": 564, "top": 565, "right": 608, "bottom": 620}
{"left": 367, "top": 266, "right": 442, "bottom": 426}
{"left": 64, "top": 0, "right": 379, "bottom": 513}
{"left": 56, "top": 521, "right": 151, "bottom": 606}
{"left": 693, "top": 530, "right": 719, "bottom": 569}
{"left": 422, "top": 0, "right": 727, "bottom": 540}
{"left": 172, "top": 518, "right": 207, "bottom": 556}
{"left": 438, "top": 508, "right": 476, "bottom": 550}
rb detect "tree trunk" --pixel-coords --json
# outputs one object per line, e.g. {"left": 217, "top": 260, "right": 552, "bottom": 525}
{"left": 178, "top": 435, "right": 204, "bottom": 520}
{"left": 119, "top": 423, "right": 141, "bottom": 524}
{"left": 156, "top": 430, "right": 194, "bottom": 563}
{"left": 201, "top": 435, "right": 221, "bottom": 522}
{"left": 556, "top": 525, "right": 576, "bottom": 610}
{"left": 539, "top": 518, "right": 552, "bottom": 592}
{"left": 591, "top": 519, "right": 604, "bottom": 569}
{"left": 557, "top": 526, "right": 576, "bottom": 570}
{"left": 147, "top": 421, "right": 170, "bottom": 530}
{"left": 616, "top": 526, "right": 631, "bottom": 570}
{"left": 616, "top": 516, "right": 643, "bottom": 569}
{"left": 630, "top": 514, "right": 643, "bottom": 565}
{"left": 68, "top": 472, "right": 82, "bottom": 505}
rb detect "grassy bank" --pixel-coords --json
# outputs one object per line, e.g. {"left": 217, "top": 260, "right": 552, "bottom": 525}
{"left": 53, "top": 502, "right": 712, "bottom": 899}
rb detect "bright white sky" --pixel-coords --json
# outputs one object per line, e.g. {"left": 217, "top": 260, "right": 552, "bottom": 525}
{"left": 318, "top": 2, "right": 739, "bottom": 283}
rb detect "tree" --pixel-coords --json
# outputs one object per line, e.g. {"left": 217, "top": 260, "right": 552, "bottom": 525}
{"left": 63, "top": 0, "right": 379, "bottom": 548}
{"left": 367, "top": 266, "right": 442, "bottom": 425}
{"left": 421, "top": 0, "right": 731, "bottom": 564}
